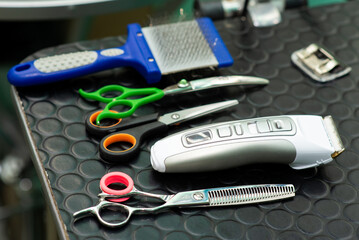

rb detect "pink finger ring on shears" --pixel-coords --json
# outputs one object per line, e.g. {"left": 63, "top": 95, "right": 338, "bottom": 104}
{"left": 74, "top": 171, "right": 295, "bottom": 228}
{"left": 100, "top": 172, "right": 134, "bottom": 202}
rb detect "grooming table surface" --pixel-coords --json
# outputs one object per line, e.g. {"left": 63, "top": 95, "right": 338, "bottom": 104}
{"left": 11, "top": 2, "right": 359, "bottom": 239}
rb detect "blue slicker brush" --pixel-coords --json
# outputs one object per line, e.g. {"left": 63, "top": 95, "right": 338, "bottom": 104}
{"left": 8, "top": 18, "right": 233, "bottom": 87}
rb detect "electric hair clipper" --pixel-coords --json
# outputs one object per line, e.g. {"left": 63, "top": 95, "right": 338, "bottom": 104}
{"left": 150, "top": 115, "right": 344, "bottom": 173}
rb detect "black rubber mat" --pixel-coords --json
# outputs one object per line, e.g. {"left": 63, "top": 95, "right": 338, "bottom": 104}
{"left": 11, "top": 2, "right": 359, "bottom": 239}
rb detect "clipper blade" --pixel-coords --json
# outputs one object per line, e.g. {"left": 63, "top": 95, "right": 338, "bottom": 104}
{"left": 323, "top": 115, "right": 345, "bottom": 158}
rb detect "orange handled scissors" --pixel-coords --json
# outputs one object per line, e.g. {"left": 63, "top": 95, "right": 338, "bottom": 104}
{"left": 89, "top": 100, "right": 239, "bottom": 162}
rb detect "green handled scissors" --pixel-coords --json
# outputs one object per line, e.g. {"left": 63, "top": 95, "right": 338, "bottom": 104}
{"left": 79, "top": 85, "right": 164, "bottom": 124}
{"left": 79, "top": 75, "right": 269, "bottom": 125}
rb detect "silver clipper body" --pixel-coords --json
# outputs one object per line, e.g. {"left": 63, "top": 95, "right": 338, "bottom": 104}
{"left": 150, "top": 115, "right": 344, "bottom": 173}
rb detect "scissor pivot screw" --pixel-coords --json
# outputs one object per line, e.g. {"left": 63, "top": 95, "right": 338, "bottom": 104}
{"left": 177, "top": 79, "right": 189, "bottom": 88}
{"left": 171, "top": 114, "right": 180, "bottom": 120}
{"left": 193, "top": 192, "right": 204, "bottom": 200}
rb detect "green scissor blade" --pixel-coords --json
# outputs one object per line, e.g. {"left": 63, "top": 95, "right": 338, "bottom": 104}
{"left": 163, "top": 75, "right": 269, "bottom": 95}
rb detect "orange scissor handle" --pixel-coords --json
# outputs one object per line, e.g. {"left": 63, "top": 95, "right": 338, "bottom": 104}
{"left": 102, "top": 133, "right": 137, "bottom": 153}
{"left": 86, "top": 110, "right": 160, "bottom": 137}
{"left": 99, "top": 121, "right": 168, "bottom": 162}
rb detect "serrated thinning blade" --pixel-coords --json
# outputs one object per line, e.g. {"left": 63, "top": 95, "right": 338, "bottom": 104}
{"left": 208, "top": 184, "right": 295, "bottom": 206}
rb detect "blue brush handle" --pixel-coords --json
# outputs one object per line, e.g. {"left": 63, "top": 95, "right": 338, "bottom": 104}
{"left": 7, "top": 24, "right": 161, "bottom": 87}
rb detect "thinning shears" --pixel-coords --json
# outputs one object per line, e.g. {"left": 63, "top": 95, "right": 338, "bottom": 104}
{"left": 73, "top": 172, "right": 296, "bottom": 228}
{"left": 79, "top": 75, "right": 269, "bottom": 125}
{"left": 90, "top": 100, "right": 238, "bottom": 162}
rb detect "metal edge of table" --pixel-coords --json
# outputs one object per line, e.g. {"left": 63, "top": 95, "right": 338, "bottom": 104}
{"left": 10, "top": 85, "right": 68, "bottom": 240}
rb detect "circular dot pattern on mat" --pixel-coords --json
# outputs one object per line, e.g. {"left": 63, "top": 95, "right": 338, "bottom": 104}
{"left": 327, "top": 220, "right": 354, "bottom": 239}
{"left": 247, "top": 91, "right": 273, "bottom": 107}
{"left": 57, "top": 106, "right": 83, "bottom": 122}
{"left": 327, "top": 103, "right": 351, "bottom": 119}
{"left": 319, "top": 165, "right": 345, "bottom": 183}
{"left": 65, "top": 193, "right": 92, "bottom": 212}
{"left": 215, "top": 221, "right": 243, "bottom": 240}
{"left": 50, "top": 154, "right": 77, "bottom": 172}
{"left": 43, "top": 136, "right": 70, "bottom": 153}
{"left": 155, "top": 213, "right": 182, "bottom": 230}
{"left": 243, "top": 49, "right": 268, "bottom": 63}
{"left": 265, "top": 210, "right": 293, "bottom": 230}
{"left": 348, "top": 169, "right": 359, "bottom": 186}
{"left": 164, "top": 231, "right": 191, "bottom": 240}
{"left": 86, "top": 179, "right": 101, "bottom": 197}
{"left": 332, "top": 184, "right": 357, "bottom": 203}
{"left": 37, "top": 118, "right": 63, "bottom": 135}
{"left": 15, "top": 3, "right": 359, "bottom": 239}
{"left": 71, "top": 141, "right": 97, "bottom": 159}
{"left": 301, "top": 179, "right": 329, "bottom": 199}
{"left": 284, "top": 195, "right": 311, "bottom": 214}
{"left": 79, "top": 160, "right": 106, "bottom": 178}
{"left": 133, "top": 226, "right": 161, "bottom": 240}
{"left": 279, "top": 68, "right": 303, "bottom": 83}
{"left": 64, "top": 123, "right": 87, "bottom": 140}
{"left": 72, "top": 217, "right": 101, "bottom": 237}
{"left": 58, "top": 174, "right": 85, "bottom": 193}
{"left": 246, "top": 226, "right": 273, "bottom": 240}
{"left": 336, "top": 151, "right": 359, "bottom": 169}
{"left": 314, "top": 199, "right": 340, "bottom": 219}
{"left": 30, "top": 101, "right": 56, "bottom": 117}
{"left": 266, "top": 80, "right": 289, "bottom": 95}
{"left": 136, "top": 169, "right": 161, "bottom": 189}
{"left": 235, "top": 206, "right": 263, "bottom": 225}
{"left": 343, "top": 204, "right": 359, "bottom": 223}
{"left": 185, "top": 215, "right": 213, "bottom": 236}
{"left": 297, "top": 215, "right": 323, "bottom": 235}
{"left": 278, "top": 231, "right": 306, "bottom": 240}
{"left": 206, "top": 208, "right": 233, "bottom": 220}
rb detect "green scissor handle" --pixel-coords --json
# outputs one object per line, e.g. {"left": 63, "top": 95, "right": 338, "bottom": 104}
{"left": 79, "top": 85, "right": 164, "bottom": 125}
{"left": 79, "top": 85, "right": 133, "bottom": 103}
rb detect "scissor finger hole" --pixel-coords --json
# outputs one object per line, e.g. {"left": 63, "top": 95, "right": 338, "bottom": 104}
{"left": 101, "top": 90, "right": 123, "bottom": 99}
{"left": 103, "top": 134, "right": 136, "bottom": 152}
{"left": 110, "top": 104, "right": 132, "bottom": 114}
{"left": 90, "top": 110, "right": 122, "bottom": 128}
{"left": 101, "top": 172, "right": 134, "bottom": 202}
{"left": 107, "top": 182, "right": 128, "bottom": 191}
{"left": 99, "top": 205, "right": 129, "bottom": 224}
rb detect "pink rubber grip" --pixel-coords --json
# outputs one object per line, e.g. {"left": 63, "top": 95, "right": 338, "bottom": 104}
{"left": 100, "top": 172, "right": 134, "bottom": 202}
